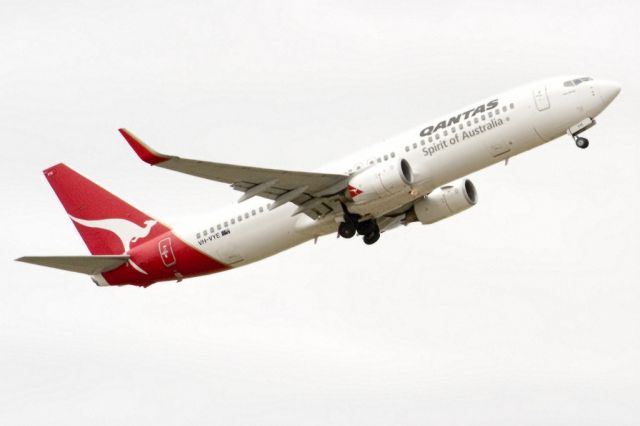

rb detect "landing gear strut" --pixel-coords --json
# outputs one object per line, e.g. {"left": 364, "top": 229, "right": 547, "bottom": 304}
{"left": 338, "top": 202, "right": 358, "bottom": 239}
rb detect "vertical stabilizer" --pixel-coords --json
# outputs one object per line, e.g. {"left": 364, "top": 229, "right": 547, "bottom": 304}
{"left": 43, "top": 164, "right": 168, "bottom": 255}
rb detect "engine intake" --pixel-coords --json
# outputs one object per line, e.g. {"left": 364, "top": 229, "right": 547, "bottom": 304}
{"left": 413, "top": 179, "right": 478, "bottom": 224}
{"left": 346, "top": 158, "right": 413, "bottom": 204}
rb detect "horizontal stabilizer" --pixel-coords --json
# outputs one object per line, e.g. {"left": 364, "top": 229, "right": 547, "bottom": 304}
{"left": 16, "top": 255, "right": 129, "bottom": 275}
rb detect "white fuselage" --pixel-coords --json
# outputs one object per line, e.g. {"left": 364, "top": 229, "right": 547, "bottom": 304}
{"left": 172, "top": 75, "right": 620, "bottom": 268}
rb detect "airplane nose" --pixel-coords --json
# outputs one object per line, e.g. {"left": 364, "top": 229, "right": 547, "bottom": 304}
{"left": 598, "top": 80, "right": 622, "bottom": 108}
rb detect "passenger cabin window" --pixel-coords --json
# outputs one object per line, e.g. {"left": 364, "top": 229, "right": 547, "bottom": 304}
{"left": 217, "top": 224, "right": 222, "bottom": 230}
{"left": 391, "top": 152, "right": 396, "bottom": 157}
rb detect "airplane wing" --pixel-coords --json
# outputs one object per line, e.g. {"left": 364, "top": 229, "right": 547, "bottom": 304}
{"left": 119, "top": 129, "right": 349, "bottom": 219}
{"left": 16, "top": 255, "right": 130, "bottom": 275}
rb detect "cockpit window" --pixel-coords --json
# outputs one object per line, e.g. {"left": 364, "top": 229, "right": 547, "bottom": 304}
{"left": 564, "top": 77, "right": 593, "bottom": 87}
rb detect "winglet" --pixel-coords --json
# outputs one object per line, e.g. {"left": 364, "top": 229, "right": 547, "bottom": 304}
{"left": 118, "top": 128, "right": 170, "bottom": 165}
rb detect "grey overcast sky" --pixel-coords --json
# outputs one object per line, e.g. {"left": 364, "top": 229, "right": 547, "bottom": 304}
{"left": 1, "top": 0, "right": 639, "bottom": 424}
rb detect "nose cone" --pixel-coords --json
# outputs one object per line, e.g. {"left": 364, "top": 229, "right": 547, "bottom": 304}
{"left": 598, "top": 80, "right": 621, "bottom": 108}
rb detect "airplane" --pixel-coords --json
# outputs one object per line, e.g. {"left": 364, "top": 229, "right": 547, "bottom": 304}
{"left": 16, "top": 75, "right": 621, "bottom": 287}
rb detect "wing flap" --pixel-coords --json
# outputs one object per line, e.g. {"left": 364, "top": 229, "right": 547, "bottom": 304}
{"left": 16, "top": 255, "right": 130, "bottom": 275}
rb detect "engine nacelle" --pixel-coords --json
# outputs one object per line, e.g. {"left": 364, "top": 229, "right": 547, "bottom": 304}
{"left": 346, "top": 159, "right": 413, "bottom": 205}
{"left": 413, "top": 179, "right": 478, "bottom": 224}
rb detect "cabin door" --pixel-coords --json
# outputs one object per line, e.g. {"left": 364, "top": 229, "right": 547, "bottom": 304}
{"left": 533, "top": 87, "right": 550, "bottom": 111}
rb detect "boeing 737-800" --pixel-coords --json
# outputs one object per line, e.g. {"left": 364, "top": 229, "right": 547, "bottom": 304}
{"left": 17, "top": 75, "right": 621, "bottom": 287}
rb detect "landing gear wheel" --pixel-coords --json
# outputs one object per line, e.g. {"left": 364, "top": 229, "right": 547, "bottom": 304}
{"left": 575, "top": 137, "right": 589, "bottom": 149}
{"left": 356, "top": 220, "right": 376, "bottom": 236}
{"left": 338, "top": 221, "right": 356, "bottom": 239}
{"left": 363, "top": 231, "right": 380, "bottom": 245}
{"left": 362, "top": 221, "right": 380, "bottom": 245}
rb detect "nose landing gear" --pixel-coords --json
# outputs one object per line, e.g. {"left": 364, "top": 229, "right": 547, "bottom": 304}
{"left": 567, "top": 117, "right": 596, "bottom": 149}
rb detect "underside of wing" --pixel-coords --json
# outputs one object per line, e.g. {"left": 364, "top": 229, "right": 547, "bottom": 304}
{"left": 119, "top": 129, "right": 348, "bottom": 218}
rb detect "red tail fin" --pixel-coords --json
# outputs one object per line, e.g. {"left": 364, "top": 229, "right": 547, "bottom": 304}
{"left": 43, "top": 164, "right": 168, "bottom": 255}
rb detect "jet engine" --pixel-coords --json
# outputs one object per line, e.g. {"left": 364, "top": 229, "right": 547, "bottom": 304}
{"left": 346, "top": 159, "right": 414, "bottom": 205}
{"left": 412, "top": 179, "right": 478, "bottom": 224}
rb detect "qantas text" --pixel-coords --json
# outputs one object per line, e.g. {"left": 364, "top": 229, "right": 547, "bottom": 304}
{"left": 419, "top": 99, "right": 499, "bottom": 137}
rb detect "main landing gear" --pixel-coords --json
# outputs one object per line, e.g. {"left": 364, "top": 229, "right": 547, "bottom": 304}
{"left": 338, "top": 203, "right": 381, "bottom": 245}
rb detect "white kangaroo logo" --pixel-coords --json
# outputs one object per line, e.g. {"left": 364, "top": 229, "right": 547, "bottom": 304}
{"left": 69, "top": 215, "right": 157, "bottom": 275}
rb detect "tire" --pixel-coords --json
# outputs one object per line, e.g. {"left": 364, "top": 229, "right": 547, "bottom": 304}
{"left": 363, "top": 231, "right": 380, "bottom": 245}
{"left": 338, "top": 222, "right": 356, "bottom": 239}
{"left": 576, "top": 137, "right": 589, "bottom": 149}
{"left": 356, "top": 220, "right": 376, "bottom": 236}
